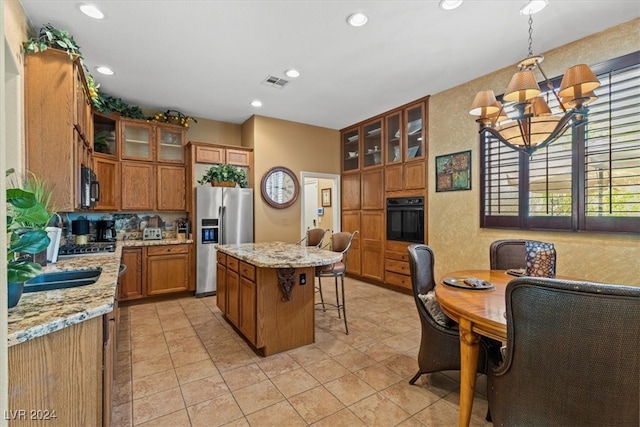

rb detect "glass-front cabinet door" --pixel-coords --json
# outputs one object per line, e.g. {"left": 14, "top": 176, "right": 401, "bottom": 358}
{"left": 93, "top": 113, "right": 117, "bottom": 157}
{"left": 385, "top": 112, "right": 401, "bottom": 164}
{"left": 121, "top": 120, "right": 153, "bottom": 161}
{"left": 342, "top": 127, "right": 360, "bottom": 172}
{"left": 405, "top": 102, "right": 425, "bottom": 160}
{"left": 157, "top": 126, "right": 185, "bottom": 164}
{"left": 362, "top": 119, "right": 383, "bottom": 168}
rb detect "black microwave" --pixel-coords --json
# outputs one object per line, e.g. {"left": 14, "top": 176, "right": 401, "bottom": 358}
{"left": 80, "top": 166, "right": 100, "bottom": 209}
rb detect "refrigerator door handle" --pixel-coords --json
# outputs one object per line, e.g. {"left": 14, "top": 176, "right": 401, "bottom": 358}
{"left": 219, "top": 206, "right": 224, "bottom": 244}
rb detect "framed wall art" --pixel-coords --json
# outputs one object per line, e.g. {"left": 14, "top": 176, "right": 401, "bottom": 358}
{"left": 436, "top": 150, "right": 471, "bottom": 192}
{"left": 321, "top": 188, "right": 332, "bottom": 207}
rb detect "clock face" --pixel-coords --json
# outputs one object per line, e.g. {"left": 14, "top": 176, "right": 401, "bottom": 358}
{"left": 261, "top": 167, "right": 299, "bottom": 208}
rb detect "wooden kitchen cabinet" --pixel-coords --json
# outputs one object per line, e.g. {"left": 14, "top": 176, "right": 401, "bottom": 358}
{"left": 156, "top": 125, "right": 186, "bottom": 164}
{"left": 362, "top": 169, "right": 384, "bottom": 210}
{"left": 195, "top": 145, "right": 225, "bottom": 164}
{"left": 226, "top": 257, "right": 241, "bottom": 326}
{"left": 24, "top": 48, "right": 93, "bottom": 212}
{"left": 384, "top": 240, "right": 412, "bottom": 291}
{"left": 146, "top": 245, "right": 191, "bottom": 296}
{"left": 119, "top": 248, "right": 144, "bottom": 301}
{"left": 156, "top": 165, "right": 186, "bottom": 211}
{"left": 341, "top": 173, "right": 361, "bottom": 211}
{"left": 191, "top": 142, "right": 252, "bottom": 167}
{"left": 94, "top": 155, "right": 120, "bottom": 211}
{"left": 121, "top": 119, "right": 154, "bottom": 161}
{"left": 340, "top": 95, "right": 428, "bottom": 291}
{"left": 9, "top": 317, "right": 103, "bottom": 426}
{"left": 121, "top": 161, "right": 155, "bottom": 211}
{"left": 216, "top": 252, "right": 227, "bottom": 313}
{"left": 361, "top": 210, "right": 385, "bottom": 281}
{"left": 239, "top": 262, "right": 257, "bottom": 343}
{"left": 103, "top": 305, "right": 117, "bottom": 427}
{"left": 342, "top": 211, "right": 361, "bottom": 276}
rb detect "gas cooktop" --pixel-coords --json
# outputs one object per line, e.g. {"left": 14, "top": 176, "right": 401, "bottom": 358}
{"left": 58, "top": 242, "right": 116, "bottom": 256}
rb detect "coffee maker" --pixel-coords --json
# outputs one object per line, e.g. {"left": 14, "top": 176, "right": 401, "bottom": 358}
{"left": 96, "top": 220, "right": 117, "bottom": 242}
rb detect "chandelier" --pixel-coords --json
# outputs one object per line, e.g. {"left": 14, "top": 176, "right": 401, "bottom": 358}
{"left": 469, "top": 11, "right": 601, "bottom": 156}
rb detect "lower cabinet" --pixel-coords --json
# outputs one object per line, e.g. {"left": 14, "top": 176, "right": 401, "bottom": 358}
{"left": 384, "top": 240, "right": 412, "bottom": 291}
{"left": 226, "top": 257, "right": 241, "bottom": 327}
{"left": 361, "top": 210, "right": 385, "bottom": 281}
{"left": 147, "top": 245, "right": 190, "bottom": 296}
{"left": 216, "top": 252, "right": 227, "bottom": 313}
{"left": 118, "top": 244, "right": 192, "bottom": 301}
{"left": 103, "top": 304, "right": 118, "bottom": 427}
{"left": 239, "top": 262, "right": 257, "bottom": 343}
{"left": 119, "top": 248, "right": 144, "bottom": 300}
{"left": 9, "top": 317, "right": 104, "bottom": 425}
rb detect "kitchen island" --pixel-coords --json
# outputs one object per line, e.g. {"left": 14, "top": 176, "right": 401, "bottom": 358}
{"left": 215, "top": 242, "right": 342, "bottom": 356}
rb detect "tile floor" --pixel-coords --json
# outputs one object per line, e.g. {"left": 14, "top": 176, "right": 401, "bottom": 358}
{"left": 111, "top": 277, "right": 493, "bottom": 426}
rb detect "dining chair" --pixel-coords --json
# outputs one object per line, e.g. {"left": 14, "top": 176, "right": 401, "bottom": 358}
{"left": 489, "top": 239, "right": 528, "bottom": 270}
{"left": 295, "top": 227, "right": 329, "bottom": 248}
{"left": 315, "top": 230, "right": 359, "bottom": 335}
{"left": 407, "top": 244, "right": 487, "bottom": 384}
{"left": 487, "top": 277, "right": 640, "bottom": 426}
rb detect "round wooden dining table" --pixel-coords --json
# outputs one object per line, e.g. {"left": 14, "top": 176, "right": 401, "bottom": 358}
{"left": 435, "top": 269, "right": 512, "bottom": 427}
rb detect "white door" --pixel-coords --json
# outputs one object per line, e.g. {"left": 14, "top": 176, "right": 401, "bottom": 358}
{"left": 304, "top": 179, "right": 319, "bottom": 230}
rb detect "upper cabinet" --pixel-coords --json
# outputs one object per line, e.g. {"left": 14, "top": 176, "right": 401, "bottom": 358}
{"left": 404, "top": 101, "right": 426, "bottom": 162}
{"left": 342, "top": 127, "right": 360, "bottom": 172}
{"left": 120, "top": 119, "right": 185, "bottom": 163}
{"left": 385, "top": 112, "right": 402, "bottom": 165}
{"left": 157, "top": 125, "right": 186, "bottom": 164}
{"left": 362, "top": 119, "right": 383, "bottom": 169}
{"left": 24, "top": 49, "right": 93, "bottom": 212}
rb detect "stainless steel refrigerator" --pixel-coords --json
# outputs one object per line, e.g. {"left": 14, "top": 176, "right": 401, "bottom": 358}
{"left": 196, "top": 186, "right": 253, "bottom": 296}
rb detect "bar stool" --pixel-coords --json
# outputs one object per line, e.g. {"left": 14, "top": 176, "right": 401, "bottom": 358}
{"left": 315, "top": 230, "right": 359, "bottom": 335}
{"left": 295, "top": 227, "right": 330, "bottom": 248}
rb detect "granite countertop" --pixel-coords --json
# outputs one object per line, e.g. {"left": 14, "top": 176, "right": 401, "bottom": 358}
{"left": 216, "top": 242, "right": 342, "bottom": 268}
{"left": 7, "top": 239, "right": 193, "bottom": 347}
{"left": 7, "top": 245, "right": 123, "bottom": 347}
{"left": 121, "top": 238, "right": 194, "bottom": 247}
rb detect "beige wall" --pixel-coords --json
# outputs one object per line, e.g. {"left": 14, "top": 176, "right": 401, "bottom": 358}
{"left": 245, "top": 115, "right": 340, "bottom": 243}
{"left": 429, "top": 18, "right": 640, "bottom": 286}
{"left": 184, "top": 118, "right": 242, "bottom": 146}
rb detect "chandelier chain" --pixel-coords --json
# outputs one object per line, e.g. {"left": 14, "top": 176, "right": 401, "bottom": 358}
{"left": 527, "top": 15, "right": 534, "bottom": 57}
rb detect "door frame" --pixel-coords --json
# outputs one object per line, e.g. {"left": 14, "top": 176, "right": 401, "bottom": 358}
{"left": 300, "top": 171, "right": 341, "bottom": 238}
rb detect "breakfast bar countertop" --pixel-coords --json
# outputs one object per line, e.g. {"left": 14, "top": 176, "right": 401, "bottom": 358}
{"left": 216, "top": 242, "right": 342, "bottom": 268}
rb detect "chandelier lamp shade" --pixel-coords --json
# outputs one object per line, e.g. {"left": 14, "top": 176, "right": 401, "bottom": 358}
{"left": 469, "top": 14, "right": 601, "bottom": 156}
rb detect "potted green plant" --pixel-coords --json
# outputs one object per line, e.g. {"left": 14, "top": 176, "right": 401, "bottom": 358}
{"left": 6, "top": 169, "right": 53, "bottom": 308}
{"left": 198, "top": 164, "right": 248, "bottom": 188}
{"left": 23, "top": 23, "right": 82, "bottom": 58}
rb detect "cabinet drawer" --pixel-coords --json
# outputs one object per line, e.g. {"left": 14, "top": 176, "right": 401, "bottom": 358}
{"left": 385, "top": 250, "right": 409, "bottom": 262}
{"left": 239, "top": 262, "right": 255, "bottom": 281}
{"left": 385, "top": 270, "right": 411, "bottom": 290}
{"left": 227, "top": 256, "right": 239, "bottom": 272}
{"left": 386, "top": 258, "right": 410, "bottom": 275}
{"left": 147, "top": 244, "right": 189, "bottom": 256}
{"left": 217, "top": 252, "right": 227, "bottom": 265}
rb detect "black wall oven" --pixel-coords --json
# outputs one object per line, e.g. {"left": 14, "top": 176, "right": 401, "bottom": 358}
{"left": 386, "top": 197, "right": 424, "bottom": 244}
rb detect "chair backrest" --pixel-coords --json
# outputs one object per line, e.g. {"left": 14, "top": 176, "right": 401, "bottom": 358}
{"left": 489, "top": 277, "right": 640, "bottom": 425}
{"left": 407, "top": 244, "right": 436, "bottom": 296}
{"left": 306, "top": 228, "right": 329, "bottom": 248}
{"left": 489, "top": 239, "right": 527, "bottom": 270}
{"left": 329, "top": 230, "right": 358, "bottom": 268}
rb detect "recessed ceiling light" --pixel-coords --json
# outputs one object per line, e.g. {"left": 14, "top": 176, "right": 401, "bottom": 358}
{"left": 438, "top": 0, "right": 464, "bottom": 11}
{"left": 95, "top": 66, "right": 114, "bottom": 75}
{"left": 250, "top": 100, "right": 263, "bottom": 108}
{"left": 79, "top": 4, "right": 104, "bottom": 19}
{"left": 285, "top": 69, "right": 300, "bottom": 78}
{"left": 346, "top": 12, "right": 368, "bottom": 27}
{"left": 520, "top": 0, "right": 549, "bottom": 15}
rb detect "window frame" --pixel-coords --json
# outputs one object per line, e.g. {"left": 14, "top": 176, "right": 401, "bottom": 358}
{"left": 480, "top": 51, "right": 640, "bottom": 234}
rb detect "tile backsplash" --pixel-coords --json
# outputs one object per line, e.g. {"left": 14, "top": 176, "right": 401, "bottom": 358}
{"left": 57, "top": 212, "right": 188, "bottom": 244}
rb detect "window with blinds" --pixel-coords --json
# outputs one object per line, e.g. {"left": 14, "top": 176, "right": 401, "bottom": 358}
{"left": 480, "top": 51, "right": 640, "bottom": 233}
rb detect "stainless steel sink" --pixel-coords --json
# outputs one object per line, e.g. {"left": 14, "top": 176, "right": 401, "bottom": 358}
{"left": 23, "top": 268, "right": 102, "bottom": 292}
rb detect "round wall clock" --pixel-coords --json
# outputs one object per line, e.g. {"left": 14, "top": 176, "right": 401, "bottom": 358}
{"left": 261, "top": 166, "right": 299, "bottom": 209}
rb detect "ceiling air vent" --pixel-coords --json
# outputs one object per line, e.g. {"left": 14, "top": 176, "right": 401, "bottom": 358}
{"left": 262, "top": 75, "right": 290, "bottom": 89}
